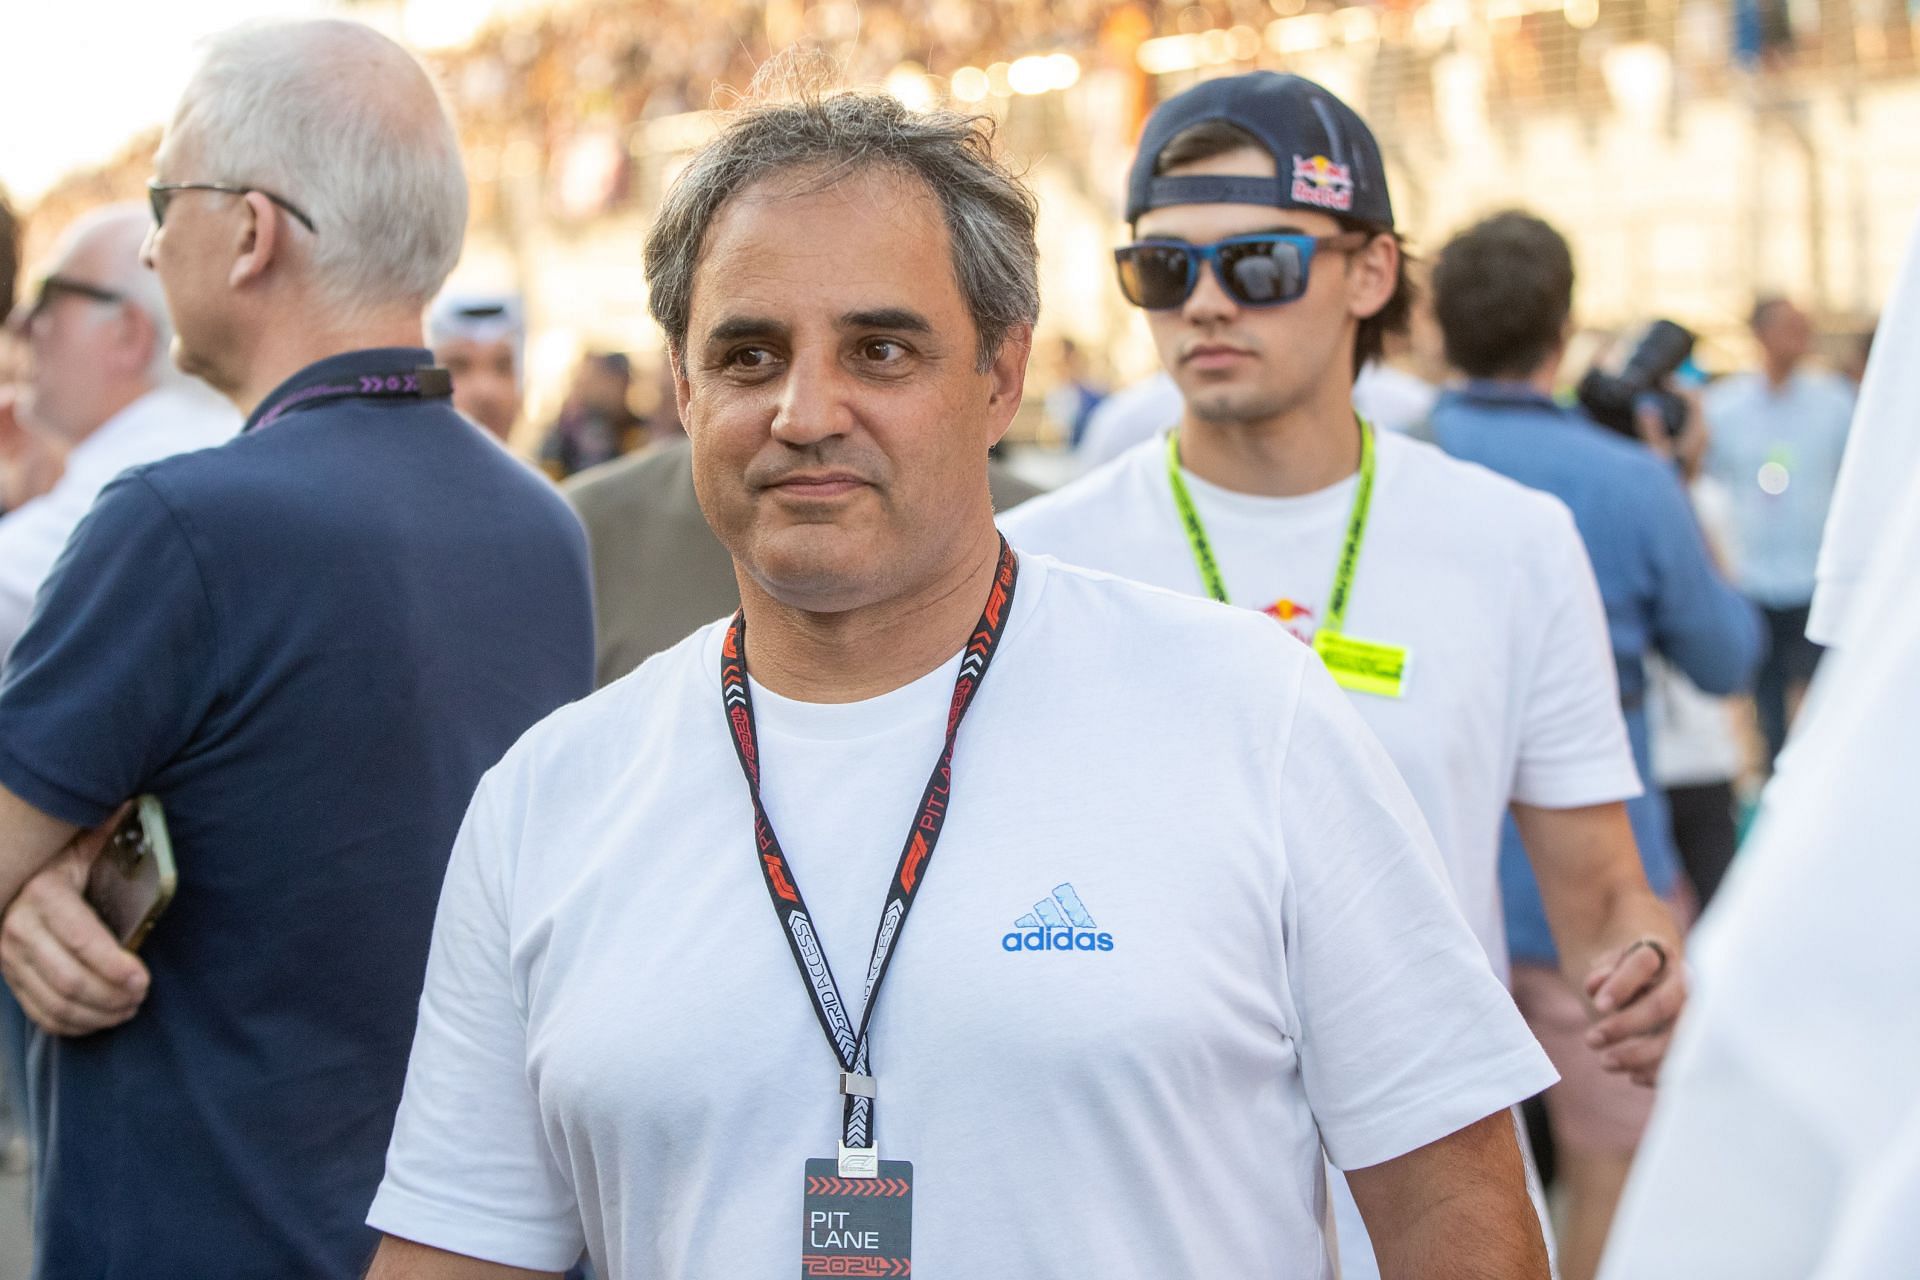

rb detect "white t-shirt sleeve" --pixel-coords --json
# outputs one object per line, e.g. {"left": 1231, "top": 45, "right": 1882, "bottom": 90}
{"left": 1509, "top": 504, "right": 1643, "bottom": 809}
{"left": 368, "top": 772, "right": 586, "bottom": 1270}
{"left": 1276, "top": 656, "right": 1558, "bottom": 1171}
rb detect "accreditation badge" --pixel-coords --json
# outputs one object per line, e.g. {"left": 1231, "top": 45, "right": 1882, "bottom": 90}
{"left": 1313, "top": 630, "right": 1411, "bottom": 698}
{"left": 801, "top": 1159, "right": 913, "bottom": 1276}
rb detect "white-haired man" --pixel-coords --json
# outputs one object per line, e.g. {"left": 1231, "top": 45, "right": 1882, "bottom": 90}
{"left": 0, "top": 205, "right": 236, "bottom": 654}
{"left": 0, "top": 22, "right": 594, "bottom": 1278}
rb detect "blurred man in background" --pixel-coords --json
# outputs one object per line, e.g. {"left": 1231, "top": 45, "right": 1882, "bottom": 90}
{"left": 428, "top": 289, "right": 525, "bottom": 442}
{"left": 1703, "top": 297, "right": 1854, "bottom": 767}
{"left": 0, "top": 206, "right": 236, "bottom": 653}
{"left": 539, "top": 349, "right": 642, "bottom": 478}
{"left": 0, "top": 22, "right": 592, "bottom": 1277}
{"left": 1428, "top": 209, "right": 1763, "bottom": 1280}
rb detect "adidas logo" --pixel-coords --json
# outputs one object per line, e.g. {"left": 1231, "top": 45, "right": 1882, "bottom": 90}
{"left": 1000, "top": 882, "right": 1115, "bottom": 953}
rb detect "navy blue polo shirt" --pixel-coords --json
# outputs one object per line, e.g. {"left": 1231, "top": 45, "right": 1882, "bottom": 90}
{"left": 0, "top": 349, "right": 595, "bottom": 1278}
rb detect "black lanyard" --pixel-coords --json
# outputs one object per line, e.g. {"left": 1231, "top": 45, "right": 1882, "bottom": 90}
{"left": 720, "top": 538, "right": 1019, "bottom": 1174}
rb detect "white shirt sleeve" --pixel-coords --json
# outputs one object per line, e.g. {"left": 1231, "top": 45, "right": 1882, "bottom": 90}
{"left": 368, "top": 771, "right": 586, "bottom": 1270}
{"left": 1277, "top": 656, "right": 1558, "bottom": 1171}
{"left": 1508, "top": 503, "right": 1643, "bottom": 809}
{"left": 0, "top": 488, "right": 84, "bottom": 662}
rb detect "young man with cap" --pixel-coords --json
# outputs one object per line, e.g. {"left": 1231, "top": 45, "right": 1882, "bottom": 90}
{"left": 429, "top": 289, "right": 528, "bottom": 442}
{"left": 1002, "top": 71, "right": 1685, "bottom": 1279}
{"left": 365, "top": 89, "right": 1555, "bottom": 1280}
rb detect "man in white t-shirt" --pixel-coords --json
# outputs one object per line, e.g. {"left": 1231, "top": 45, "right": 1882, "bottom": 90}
{"left": 365, "top": 91, "right": 1555, "bottom": 1280}
{"left": 1000, "top": 73, "right": 1684, "bottom": 1280}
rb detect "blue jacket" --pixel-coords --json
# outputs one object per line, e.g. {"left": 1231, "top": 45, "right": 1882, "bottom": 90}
{"left": 1433, "top": 381, "right": 1764, "bottom": 964}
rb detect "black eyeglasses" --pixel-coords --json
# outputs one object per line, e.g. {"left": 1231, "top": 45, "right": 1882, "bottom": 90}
{"left": 1114, "top": 232, "right": 1369, "bottom": 311}
{"left": 147, "top": 181, "right": 317, "bottom": 234}
{"left": 15, "top": 275, "right": 125, "bottom": 329}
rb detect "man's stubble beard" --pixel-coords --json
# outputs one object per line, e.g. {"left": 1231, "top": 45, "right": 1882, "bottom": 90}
{"left": 1183, "top": 381, "right": 1298, "bottom": 429}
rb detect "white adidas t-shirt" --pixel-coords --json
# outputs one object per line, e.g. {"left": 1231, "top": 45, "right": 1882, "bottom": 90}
{"left": 1002, "top": 430, "right": 1641, "bottom": 977}
{"left": 370, "top": 556, "right": 1554, "bottom": 1279}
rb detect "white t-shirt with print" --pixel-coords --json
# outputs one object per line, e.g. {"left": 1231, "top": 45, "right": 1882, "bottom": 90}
{"left": 1002, "top": 429, "right": 1642, "bottom": 979}
{"left": 369, "top": 556, "right": 1554, "bottom": 1279}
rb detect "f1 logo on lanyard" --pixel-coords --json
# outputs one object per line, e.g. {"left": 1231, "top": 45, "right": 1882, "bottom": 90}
{"left": 720, "top": 538, "right": 1019, "bottom": 1279}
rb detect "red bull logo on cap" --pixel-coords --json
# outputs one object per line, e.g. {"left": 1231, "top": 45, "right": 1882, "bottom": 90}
{"left": 1290, "top": 154, "right": 1354, "bottom": 213}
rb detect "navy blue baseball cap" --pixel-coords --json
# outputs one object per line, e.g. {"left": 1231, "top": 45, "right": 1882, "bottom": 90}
{"left": 1126, "top": 72, "right": 1394, "bottom": 230}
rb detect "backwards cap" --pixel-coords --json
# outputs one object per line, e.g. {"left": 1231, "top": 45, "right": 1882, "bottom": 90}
{"left": 1126, "top": 72, "right": 1393, "bottom": 229}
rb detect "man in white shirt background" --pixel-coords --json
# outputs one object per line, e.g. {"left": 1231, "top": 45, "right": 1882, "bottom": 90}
{"left": 365, "top": 83, "right": 1555, "bottom": 1280}
{"left": 1002, "top": 72, "right": 1685, "bottom": 1280}
{"left": 0, "top": 203, "right": 236, "bottom": 654}
{"left": 1702, "top": 297, "right": 1854, "bottom": 768}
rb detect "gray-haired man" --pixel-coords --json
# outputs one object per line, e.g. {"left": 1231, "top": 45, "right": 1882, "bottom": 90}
{"left": 0, "top": 21, "right": 593, "bottom": 1277}
{"left": 367, "top": 90, "right": 1551, "bottom": 1280}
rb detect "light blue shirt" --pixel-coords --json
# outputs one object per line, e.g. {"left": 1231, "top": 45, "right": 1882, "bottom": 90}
{"left": 1433, "top": 382, "right": 1764, "bottom": 965}
{"left": 1703, "top": 369, "right": 1854, "bottom": 607}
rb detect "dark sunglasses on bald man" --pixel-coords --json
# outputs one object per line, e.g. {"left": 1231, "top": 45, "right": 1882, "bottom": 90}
{"left": 147, "top": 181, "right": 318, "bottom": 234}
{"left": 1114, "top": 231, "right": 1368, "bottom": 311}
{"left": 13, "top": 275, "right": 124, "bottom": 330}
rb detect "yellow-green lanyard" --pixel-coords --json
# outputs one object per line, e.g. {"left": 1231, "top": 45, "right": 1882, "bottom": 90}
{"left": 1164, "top": 418, "right": 1376, "bottom": 636}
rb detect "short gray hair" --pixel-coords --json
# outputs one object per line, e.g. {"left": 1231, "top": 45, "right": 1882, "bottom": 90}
{"left": 169, "top": 20, "right": 467, "bottom": 315}
{"left": 643, "top": 91, "right": 1040, "bottom": 373}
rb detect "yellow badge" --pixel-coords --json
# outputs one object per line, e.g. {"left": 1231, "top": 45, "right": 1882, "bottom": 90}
{"left": 1312, "top": 630, "right": 1411, "bottom": 699}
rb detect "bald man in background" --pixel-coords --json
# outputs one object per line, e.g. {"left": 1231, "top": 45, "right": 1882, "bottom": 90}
{"left": 0, "top": 205, "right": 235, "bottom": 654}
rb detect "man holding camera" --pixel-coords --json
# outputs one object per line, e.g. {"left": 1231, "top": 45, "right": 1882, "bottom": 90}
{"left": 1427, "top": 210, "right": 1763, "bottom": 1280}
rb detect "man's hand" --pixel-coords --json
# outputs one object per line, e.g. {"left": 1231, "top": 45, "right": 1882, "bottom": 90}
{"left": 1582, "top": 937, "right": 1686, "bottom": 1088}
{"left": 1514, "top": 801, "right": 1688, "bottom": 1088}
{"left": 0, "top": 808, "right": 150, "bottom": 1037}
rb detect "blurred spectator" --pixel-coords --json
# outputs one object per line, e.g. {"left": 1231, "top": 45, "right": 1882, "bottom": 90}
{"left": 0, "top": 205, "right": 236, "bottom": 653}
{"left": 0, "top": 22, "right": 592, "bottom": 1276}
{"left": 427, "top": 289, "right": 526, "bottom": 442}
{"left": 1042, "top": 336, "right": 1106, "bottom": 448}
{"left": 539, "top": 349, "right": 643, "bottom": 478}
{"left": 1429, "top": 209, "right": 1763, "bottom": 1280}
{"left": 566, "top": 435, "right": 1040, "bottom": 686}
{"left": 1703, "top": 297, "right": 1854, "bottom": 767}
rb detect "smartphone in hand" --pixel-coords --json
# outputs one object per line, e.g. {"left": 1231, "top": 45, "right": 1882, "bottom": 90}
{"left": 84, "top": 796, "right": 176, "bottom": 950}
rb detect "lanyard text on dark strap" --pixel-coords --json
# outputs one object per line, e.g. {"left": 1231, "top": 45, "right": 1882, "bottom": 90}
{"left": 719, "top": 538, "right": 1019, "bottom": 1169}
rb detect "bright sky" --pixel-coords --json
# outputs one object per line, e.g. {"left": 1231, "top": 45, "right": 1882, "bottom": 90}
{"left": 1, "top": 0, "right": 527, "bottom": 205}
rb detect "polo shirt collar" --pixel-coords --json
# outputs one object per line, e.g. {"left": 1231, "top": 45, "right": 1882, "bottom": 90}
{"left": 1445, "top": 379, "right": 1564, "bottom": 413}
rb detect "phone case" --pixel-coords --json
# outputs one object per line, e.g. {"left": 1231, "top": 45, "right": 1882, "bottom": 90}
{"left": 85, "top": 795, "right": 177, "bottom": 950}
